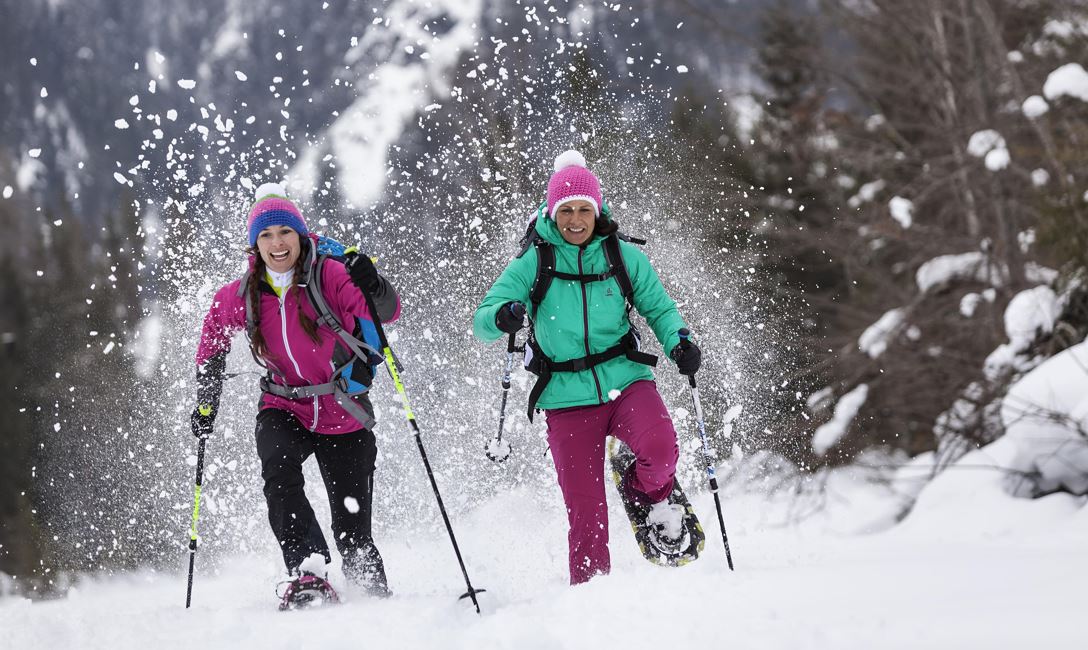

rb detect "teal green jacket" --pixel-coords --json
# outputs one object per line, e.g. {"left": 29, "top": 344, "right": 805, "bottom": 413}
{"left": 473, "top": 208, "right": 687, "bottom": 411}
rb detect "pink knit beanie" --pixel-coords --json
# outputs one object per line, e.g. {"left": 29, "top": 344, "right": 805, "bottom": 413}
{"left": 546, "top": 150, "right": 602, "bottom": 218}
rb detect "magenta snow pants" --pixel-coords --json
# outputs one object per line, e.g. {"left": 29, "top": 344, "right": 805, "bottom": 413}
{"left": 544, "top": 380, "right": 679, "bottom": 585}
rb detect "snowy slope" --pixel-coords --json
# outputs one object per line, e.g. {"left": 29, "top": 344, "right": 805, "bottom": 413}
{"left": 4, "top": 467, "right": 1085, "bottom": 649}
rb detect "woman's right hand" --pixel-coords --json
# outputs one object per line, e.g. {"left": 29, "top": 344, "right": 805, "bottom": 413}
{"left": 495, "top": 302, "right": 527, "bottom": 334}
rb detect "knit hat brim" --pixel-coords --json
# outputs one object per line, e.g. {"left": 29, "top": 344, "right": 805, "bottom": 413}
{"left": 549, "top": 195, "right": 600, "bottom": 218}
{"left": 247, "top": 196, "right": 308, "bottom": 246}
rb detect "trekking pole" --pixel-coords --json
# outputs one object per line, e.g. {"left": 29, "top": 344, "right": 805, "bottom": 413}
{"left": 484, "top": 333, "right": 516, "bottom": 462}
{"left": 357, "top": 280, "right": 485, "bottom": 614}
{"left": 679, "top": 329, "right": 735, "bottom": 570}
{"left": 185, "top": 431, "right": 209, "bottom": 607}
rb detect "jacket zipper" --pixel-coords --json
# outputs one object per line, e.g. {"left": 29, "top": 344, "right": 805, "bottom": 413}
{"left": 578, "top": 248, "right": 605, "bottom": 404}
{"left": 278, "top": 290, "right": 318, "bottom": 430}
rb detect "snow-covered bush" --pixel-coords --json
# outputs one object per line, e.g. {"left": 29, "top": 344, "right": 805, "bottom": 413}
{"left": 1000, "top": 341, "right": 1088, "bottom": 497}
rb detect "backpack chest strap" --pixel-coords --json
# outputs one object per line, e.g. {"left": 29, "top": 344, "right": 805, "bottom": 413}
{"left": 545, "top": 268, "right": 618, "bottom": 284}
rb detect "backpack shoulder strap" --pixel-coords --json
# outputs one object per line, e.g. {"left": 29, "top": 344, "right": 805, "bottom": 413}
{"left": 305, "top": 255, "right": 382, "bottom": 358}
{"left": 602, "top": 234, "right": 634, "bottom": 304}
{"left": 302, "top": 255, "right": 339, "bottom": 330}
{"left": 528, "top": 241, "right": 555, "bottom": 317}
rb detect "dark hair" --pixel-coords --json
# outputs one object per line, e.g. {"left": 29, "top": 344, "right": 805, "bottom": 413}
{"left": 594, "top": 214, "right": 618, "bottom": 237}
{"left": 245, "top": 246, "right": 321, "bottom": 360}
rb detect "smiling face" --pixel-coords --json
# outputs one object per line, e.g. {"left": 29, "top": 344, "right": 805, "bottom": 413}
{"left": 554, "top": 200, "right": 597, "bottom": 246}
{"left": 255, "top": 225, "right": 301, "bottom": 273}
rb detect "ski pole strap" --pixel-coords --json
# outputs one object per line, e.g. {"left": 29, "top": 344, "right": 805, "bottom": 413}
{"left": 525, "top": 330, "right": 657, "bottom": 421}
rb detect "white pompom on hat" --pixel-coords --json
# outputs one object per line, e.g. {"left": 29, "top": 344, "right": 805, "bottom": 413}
{"left": 253, "top": 182, "right": 288, "bottom": 201}
{"left": 546, "top": 149, "right": 602, "bottom": 218}
{"left": 553, "top": 149, "right": 588, "bottom": 173}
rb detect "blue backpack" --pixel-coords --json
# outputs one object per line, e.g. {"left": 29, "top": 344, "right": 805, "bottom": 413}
{"left": 313, "top": 236, "right": 384, "bottom": 387}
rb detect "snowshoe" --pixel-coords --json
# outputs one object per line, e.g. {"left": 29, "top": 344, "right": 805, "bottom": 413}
{"left": 277, "top": 572, "right": 341, "bottom": 611}
{"left": 608, "top": 437, "right": 705, "bottom": 567}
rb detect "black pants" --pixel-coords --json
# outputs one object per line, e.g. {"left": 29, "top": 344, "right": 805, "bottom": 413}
{"left": 255, "top": 408, "right": 387, "bottom": 593}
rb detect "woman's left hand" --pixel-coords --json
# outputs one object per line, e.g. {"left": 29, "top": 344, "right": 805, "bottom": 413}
{"left": 670, "top": 339, "right": 702, "bottom": 376}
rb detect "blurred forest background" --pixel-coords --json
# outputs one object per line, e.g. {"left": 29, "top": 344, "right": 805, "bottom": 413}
{"left": 1, "top": 0, "right": 1086, "bottom": 594}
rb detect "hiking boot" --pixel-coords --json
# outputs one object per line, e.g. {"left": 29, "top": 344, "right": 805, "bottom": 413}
{"left": 277, "top": 571, "right": 341, "bottom": 611}
{"left": 646, "top": 499, "right": 689, "bottom": 554}
{"left": 342, "top": 545, "right": 391, "bottom": 598}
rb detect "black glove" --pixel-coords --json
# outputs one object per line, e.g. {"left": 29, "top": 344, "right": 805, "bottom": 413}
{"left": 191, "top": 404, "right": 216, "bottom": 438}
{"left": 671, "top": 338, "right": 702, "bottom": 376}
{"left": 192, "top": 352, "right": 225, "bottom": 438}
{"left": 495, "top": 302, "right": 526, "bottom": 334}
{"left": 347, "top": 253, "right": 382, "bottom": 295}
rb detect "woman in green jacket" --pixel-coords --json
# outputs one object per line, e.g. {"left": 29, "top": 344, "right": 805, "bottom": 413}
{"left": 473, "top": 150, "right": 702, "bottom": 584}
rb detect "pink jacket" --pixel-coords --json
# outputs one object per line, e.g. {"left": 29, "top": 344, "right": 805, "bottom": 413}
{"left": 195, "top": 254, "right": 400, "bottom": 434}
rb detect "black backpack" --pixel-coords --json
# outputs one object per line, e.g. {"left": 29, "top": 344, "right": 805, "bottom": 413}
{"left": 515, "top": 204, "right": 657, "bottom": 421}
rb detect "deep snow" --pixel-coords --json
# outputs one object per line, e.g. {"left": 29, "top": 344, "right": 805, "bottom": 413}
{"left": 4, "top": 452, "right": 1085, "bottom": 650}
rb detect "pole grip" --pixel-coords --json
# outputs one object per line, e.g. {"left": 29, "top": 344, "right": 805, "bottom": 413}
{"left": 506, "top": 333, "right": 516, "bottom": 353}
{"left": 678, "top": 329, "right": 697, "bottom": 388}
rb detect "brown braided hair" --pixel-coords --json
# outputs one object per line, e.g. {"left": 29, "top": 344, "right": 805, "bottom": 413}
{"left": 245, "top": 246, "right": 322, "bottom": 361}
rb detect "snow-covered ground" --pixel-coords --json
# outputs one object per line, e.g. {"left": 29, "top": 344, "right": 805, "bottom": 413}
{"left": 4, "top": 451, "right": 1085, "bottom": 649}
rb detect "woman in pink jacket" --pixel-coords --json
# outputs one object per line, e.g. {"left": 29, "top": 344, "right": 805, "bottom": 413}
{"left": 191, "top": 184, "right": 400, "bottom": 605}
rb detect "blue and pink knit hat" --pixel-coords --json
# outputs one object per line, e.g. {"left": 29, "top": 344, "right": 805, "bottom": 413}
{"left": 246, "top": 182, "right": 308, "bottom": 246}
{"left": 546, "top": 150, "right": 602, "bottom": 218}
